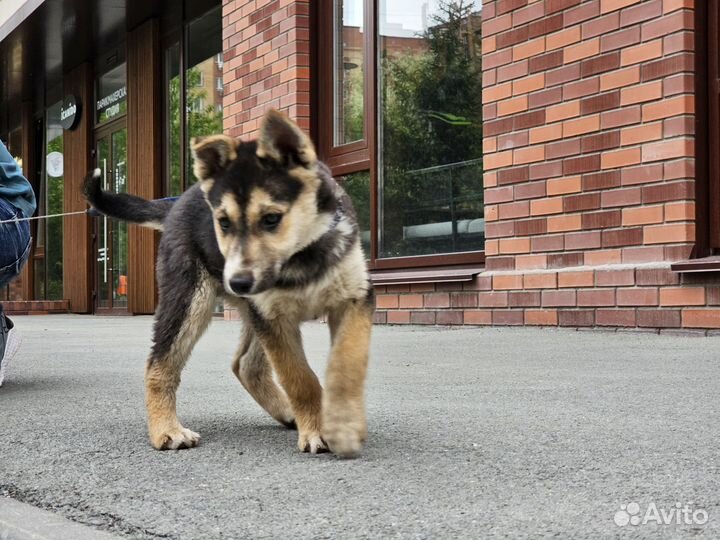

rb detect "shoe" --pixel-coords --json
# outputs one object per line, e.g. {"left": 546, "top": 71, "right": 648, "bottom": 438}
{"left": 0, "top": 312, "right": 20, "bottom": 387}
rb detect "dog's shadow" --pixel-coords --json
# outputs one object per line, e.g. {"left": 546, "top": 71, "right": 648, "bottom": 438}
{"left": 193, "top": 415, "right": 392, "bottom": 460}
{"left": 191, "top": 416, "right": 297, "bottom": 448}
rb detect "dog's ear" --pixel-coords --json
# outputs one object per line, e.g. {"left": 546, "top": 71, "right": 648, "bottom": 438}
{"left": 191, "top": 135, "right": 237, "bottom": 181}
{"left": 256, "top": 109, "right": 316, "bottom": 168}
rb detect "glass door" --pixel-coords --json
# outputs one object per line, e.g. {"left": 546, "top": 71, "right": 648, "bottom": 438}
{"left": 94, "top": 127, "right": 128, "bottom": 312}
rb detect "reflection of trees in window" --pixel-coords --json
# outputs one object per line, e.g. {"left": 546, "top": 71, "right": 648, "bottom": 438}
{"left": 167, "top": 65, "right": 223, "bottom": 192}
{"left": 335, "top": 12, "right": 365, "bottom": 145}
{"left": 341, "top": 170, "right": 371, "bottom": 256}
{"left": 186, "top": 65, "right": 223, "bottom": 183}
{"left": 46, "top": 134, "right": 64, "bottom": 300}
{"left": 379, "top": 0, "right": 484, "bottom": 257}
{"left": 342, "top": 66, "right": 365, "bottom": 143}
{"left": 167, "top": 69, "right": 182, "bottom": 195}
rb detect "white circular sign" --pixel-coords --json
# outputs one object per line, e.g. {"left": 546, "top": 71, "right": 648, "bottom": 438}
{"left": 47, "top": 151, "right": 64, "bottom": 178}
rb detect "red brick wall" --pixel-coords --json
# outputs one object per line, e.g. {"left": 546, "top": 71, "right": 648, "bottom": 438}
{"left": 222, "top": 0, "right": 310, "bottom": 138}
{"left": 482, "top": 0, "right": 696, "bottom": 271}
{"left": 374, "top": 0, "right": 720, "bottom": 331}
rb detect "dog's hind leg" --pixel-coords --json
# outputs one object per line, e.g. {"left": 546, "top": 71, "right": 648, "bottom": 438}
{"left": 322, "top": 295, "right": 374, "bottom": 458}
{"left": 232, "top": 313, "right": 296, "bottom": 429}
{"left": 145, "top": 270, "right": 216, "bottom": 450}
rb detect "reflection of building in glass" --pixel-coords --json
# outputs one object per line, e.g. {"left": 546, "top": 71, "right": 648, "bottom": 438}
{"left": 189, "top": 57, "right": 223, "bottom": 113}
{"left": 342, "top": 25, "right": 426, "bottom": 65}
{"left": 185, "top": 6, "right": 224, "bottom": 188}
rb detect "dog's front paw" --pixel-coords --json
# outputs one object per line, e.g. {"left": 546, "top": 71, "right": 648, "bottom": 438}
{"left": 149, "top": 425, "right": 200, "bottom": 450}
{"left": 322, "top": 401, "right": 367, "bottom": 458}
{"left": 297, "top": 430, "right": 328, "bottom": 454}
{"left": 322, "top": 421, "right": 364, "bottom": 458}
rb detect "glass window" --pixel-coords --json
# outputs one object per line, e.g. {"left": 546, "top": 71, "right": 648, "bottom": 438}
{"left": 111, "top": 129, "right": 128, "bottom": 309}
{"left": 165, "top": 42, "right": 182, "bottom": 196}
{"left": 377, "top": 0, "right": 483, "bottom": 258}
{"left": 334, "top": 0, "right": 365, "bottom": 145}
{"left": 96, "top": 137, "right": 110, "bottom": 307}
{"left": 186, "top": 6, "right": 223, "bottom": 184}
{"left": 46, "top": 101, "right": 64, "bottom": 300}
{"left": 162, "top": 6, "right": 225, "bottom": 314}
{"left": 164, "top": 6, "right": 223, "bottom": 194}
{"left": 341, "top": 170, "right": 371, "bottom": 257}
{"left": 96, "top": 64, "right": 127, "bottom": 125}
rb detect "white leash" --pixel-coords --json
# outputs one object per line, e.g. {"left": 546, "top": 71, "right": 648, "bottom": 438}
{"left": 0, "top": 210, "right": 89, "bottom": 225}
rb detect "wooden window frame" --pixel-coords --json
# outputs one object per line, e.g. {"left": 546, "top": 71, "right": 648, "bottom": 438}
{"left": 708, "top": 0, "right": 720, "bottom": 252}
{"left": 313, "top": 0, "right": 485, "bottom": 271}
{"left": 696, "top": 0, "right": 720, "bottom": 257}
{"left": 315, "top": 0, "right": 374, "bottom": 172}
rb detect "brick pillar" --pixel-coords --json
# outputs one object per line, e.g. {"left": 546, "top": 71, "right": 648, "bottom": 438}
{"left": 473, "top": 0, "right": 716, "bottom": 330}
{"left": 222, "top": 0, "right": 311, "bottom": 139}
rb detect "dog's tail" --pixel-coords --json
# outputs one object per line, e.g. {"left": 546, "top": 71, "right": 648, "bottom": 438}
{"left": 83, "top": 169, "right": 174, "bottom": 231}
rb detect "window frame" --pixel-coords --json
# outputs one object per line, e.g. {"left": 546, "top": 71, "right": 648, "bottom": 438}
{"left": 707, "top": 0, "right": 720, "bottom": 252}
{"left": 316, "top": 0, "right": 375, "bottom": 172}
{"left": 695, "top": 0, "right": 720, "bottom": 257}
{"left": 313, "top": 0, "right": 485, "bottom": 271}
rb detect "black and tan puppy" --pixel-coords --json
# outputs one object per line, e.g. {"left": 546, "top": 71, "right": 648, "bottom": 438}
{"left": 83, "top": 110, "right": 373, "bottom": 458}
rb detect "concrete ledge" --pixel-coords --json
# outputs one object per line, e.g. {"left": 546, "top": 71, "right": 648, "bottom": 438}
{"left": 0, "top": 497, "right": 120, "bottom": 540}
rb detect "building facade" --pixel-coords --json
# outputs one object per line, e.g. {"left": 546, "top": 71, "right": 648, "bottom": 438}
{"left": 1, "top": 0, "right": 719, "bottom": 332}
{"left": 0, "top": 0, "right": 224, "bottom": 314}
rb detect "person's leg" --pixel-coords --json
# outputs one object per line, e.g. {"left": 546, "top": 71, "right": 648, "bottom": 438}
{"left": 0, "top": 198, "right": 32, "bottom": 386}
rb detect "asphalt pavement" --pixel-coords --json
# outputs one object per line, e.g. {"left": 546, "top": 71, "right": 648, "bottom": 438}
{"left": 0, "top": 315, "right": 718, "bottom": 539}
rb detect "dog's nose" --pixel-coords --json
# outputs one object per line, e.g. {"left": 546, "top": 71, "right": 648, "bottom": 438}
{"left": 229, "top": 274, "right": 254, "bottom": 295}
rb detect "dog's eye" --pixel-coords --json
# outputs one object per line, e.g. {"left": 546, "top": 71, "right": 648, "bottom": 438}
{"left": 218, "top": 217, "right": 231, "bottom": 232}
{"left": 261, "top": 213, "right": 282, "bottom": 231}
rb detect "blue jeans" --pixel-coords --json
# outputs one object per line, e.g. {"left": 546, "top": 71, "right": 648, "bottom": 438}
{"left": 0, "top": 198, "right": 31, "bottom": 289}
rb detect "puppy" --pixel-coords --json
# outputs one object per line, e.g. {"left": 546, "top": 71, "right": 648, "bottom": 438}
{"left": 83, "top": 110, "right": 373, "bottom": 457}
